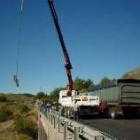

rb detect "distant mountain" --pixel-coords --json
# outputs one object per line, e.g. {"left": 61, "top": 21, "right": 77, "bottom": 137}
{"left": 122, "top": 67, "right": 140, "bottom": 79}
{"left": 24, "top": 93, "right": 34, "bottom": 97}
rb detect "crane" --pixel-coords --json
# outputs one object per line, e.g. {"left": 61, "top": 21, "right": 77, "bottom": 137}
{"left": 47, "top": 0, "right": 73, "bottom": 96}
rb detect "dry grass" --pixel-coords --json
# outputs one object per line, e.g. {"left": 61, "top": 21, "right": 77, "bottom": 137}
{"left": 0, "top": 120, "right": 15, "bottom": 140}
{"left": 122, "top": 67, "right": 140, "bottom": 79}
{"left": 0, "top": 94, "right": 37, "bottom": 140}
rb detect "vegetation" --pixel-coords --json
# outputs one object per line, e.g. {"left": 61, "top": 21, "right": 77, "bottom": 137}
{"left": 20, "top": 105, "right": 30, "bottom": 114}
{"left": 99, "top": 77, "right": 116, "bottom": 85}
{"left": 122, "top": 67, "right": 140, "bottom": 79}
{"left": 74, "top": 77, "right": 94, "bottom": 92}
{"left": 49, "top": 87, "right": 65, "bottom": 102}
{"left": 0, "top": 94, "right": 37, "bottom": 140}
{"left": 14, "top": 115, "right": 37, "bottom": 139}
{"left": 34, "top": 77, "right": 117, "bottom": 102}
{"left": 35, "top": 92, "right": 46, "bottom": 100}
{"left": 0, "top": 93, "right": 34, "bottom": 102}
{"left": 16, "top": 134, "right": 33, "bottom": 140}
{"left": 0, "top": 109, "right": 12, "bottom": 122}
{"left": 0, "top": 96, "right": 7, "bottom": 102}
{"left": 34, "top": 77, "right": 95, "bottom": 102}
{"left": 34, "top": 87, "right": 65, "bottom": 102}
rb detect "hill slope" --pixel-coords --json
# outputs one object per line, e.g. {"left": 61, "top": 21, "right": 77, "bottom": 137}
{"left": 122, "top": 67, "right": 140, "bottom": 79}
{"left": 0, "top": 93, "right": 37, "bottom": 140}
{"left": 0, "top": 93, "right": 34, "bottom": 102}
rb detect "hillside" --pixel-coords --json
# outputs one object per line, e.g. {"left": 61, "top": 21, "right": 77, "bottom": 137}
{"left": 122, "top": 67, "right": 140, "bottom": 79}
{"left": 0, "top": 93, "right": 37, "bottom": 140}
{"left": 0, "top": 93, "right": 34, "bottom": 102}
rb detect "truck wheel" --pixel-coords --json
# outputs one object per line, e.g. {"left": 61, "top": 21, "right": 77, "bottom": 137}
{"left": 123, "top": 110, "right": 136, "bottom": 118}
{"left": 109, "top": 108, "right": 117, "bottom": 119}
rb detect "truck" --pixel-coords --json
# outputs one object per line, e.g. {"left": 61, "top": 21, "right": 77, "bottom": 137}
{"left": 91, "top": 79, "right": 140, "bottom": 119}
{"left": 59, "top": 90, "right": 100, "bottom": 117}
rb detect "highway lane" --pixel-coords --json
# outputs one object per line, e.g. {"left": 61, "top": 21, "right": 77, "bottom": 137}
{"left": 79, "top": 117, "right": 140, "bottom": 140}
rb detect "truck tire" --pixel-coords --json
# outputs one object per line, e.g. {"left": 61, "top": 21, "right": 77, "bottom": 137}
{"left": 123, "top": 110, "right": 136, "bottom": 118}
{"left": 109, "top": 108, "right": 117, "bottom": 119}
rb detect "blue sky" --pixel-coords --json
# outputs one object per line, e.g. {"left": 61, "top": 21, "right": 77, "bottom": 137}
{"left": 0, "top": 0, "right": 140, "bottom": 94}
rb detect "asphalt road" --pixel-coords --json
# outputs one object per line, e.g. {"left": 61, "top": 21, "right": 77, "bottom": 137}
{"left": 79, "top": 116, "right": 140, "bottom": 140}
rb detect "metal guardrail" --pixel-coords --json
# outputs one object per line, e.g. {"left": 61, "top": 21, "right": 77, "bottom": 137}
{"left": 39, "top": 107, "right": 117, "bottom": 140}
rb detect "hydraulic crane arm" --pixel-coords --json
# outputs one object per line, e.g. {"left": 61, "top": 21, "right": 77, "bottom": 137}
{"left": 48, "top": 0, "right": 73, "bottom": 96}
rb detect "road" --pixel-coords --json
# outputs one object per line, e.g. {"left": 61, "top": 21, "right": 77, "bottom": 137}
{"left": 79, "top": 116, "right": 140, "bottom": 140}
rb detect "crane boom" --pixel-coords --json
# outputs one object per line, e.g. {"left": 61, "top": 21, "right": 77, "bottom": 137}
{"left": 48, "top": 0, "right": 73, "bottom": 96}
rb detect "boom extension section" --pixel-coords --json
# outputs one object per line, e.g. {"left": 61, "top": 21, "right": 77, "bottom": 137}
{"left": 48, "top": 0, "right": 73, "bottom": 96}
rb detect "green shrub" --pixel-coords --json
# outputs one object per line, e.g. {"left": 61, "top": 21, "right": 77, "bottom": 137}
{"left": 0, "top": 96, "right": 7, "bottom": 102}
{"left": 16, "top": 134, "right": 33, "bottom": 140}
{"left": 0, "top": 110, "right": 7, "bottom": 122}
{"left": 14, "top": 115, "right": 38, "bottom": 139}
{"left": 20, "top": 105, "right": 30, "bottom": 114}
{"left": 0, "top": 109, "right": 13, "bottom": 122}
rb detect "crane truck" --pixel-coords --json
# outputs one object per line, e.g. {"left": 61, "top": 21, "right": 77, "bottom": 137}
{"left": 48, "top": 0, "right": 100, "bottom": 117}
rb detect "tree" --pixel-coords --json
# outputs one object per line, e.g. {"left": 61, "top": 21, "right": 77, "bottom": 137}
{"left": 100, "top": 77, "right": 111, "bottom": 85}
{"left": 73, "top": 77, "right": 94, "bottom": 92}
{"left": 100, "top": 77, "right": 116, "bottom": 85}
{"left": 35, "top": 92, "right": 45, "bottom": 100}
{"left": 87, "top": 84, "right": 95, "bottom": 92}
{"left": 122, "top": 73, "right": 129, "bottom": 78}
{"left": 84, "top": 79, "right": 93, "bottom": 89}
{"left": 74, "top": 77, "right": 85, "bottom": 91}
{"left": 49, "top": 87, "right": 64, "bottom": 102}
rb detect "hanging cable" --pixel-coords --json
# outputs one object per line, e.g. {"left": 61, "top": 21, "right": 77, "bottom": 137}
{"left": 13, "top": 0, "right": 24, "bottom": 87}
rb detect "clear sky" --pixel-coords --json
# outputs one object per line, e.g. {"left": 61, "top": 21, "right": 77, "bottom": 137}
{"left": 0, "top": 0, "right": 140, "bottom": 94}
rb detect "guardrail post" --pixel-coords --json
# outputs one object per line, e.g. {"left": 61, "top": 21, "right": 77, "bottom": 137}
{"left": 48, "top": 113, "right": 51, "bottom": 122}
{"left": 46, "top": 110, "right": 48, "bottom": 119}
{"left": 58, "top": 117, "right": 61, "bottom": 133}
{"left": 54, "top": 116, "right": 56, "bottom": 128}
{"left": 64, "top": 121, "right": 68, "bottom": 140}
{"left": 50, "top": 114, "right": 52, "bottom": 123}
{"left": 67, "top": 109, "right": 70, "bottom": 119}
{"left": 74, "top": 127, "right": 80, "bottom": 140}
{"left": 51, "top": 114, "right": 53, "bottom": 125}
{"left": 59, "top": 110, "right": 61, "bottom": 117}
